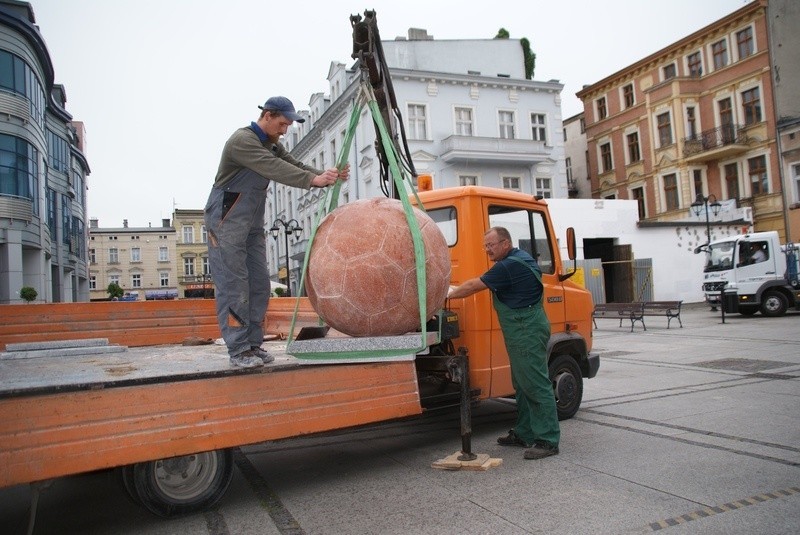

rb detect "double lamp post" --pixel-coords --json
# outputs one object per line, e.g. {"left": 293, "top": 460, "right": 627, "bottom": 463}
{"left": 269, "top": 217, "right": 303, "bottom": 297}
{"left": 691, "top": 193, "right": 722, "bottom": 247}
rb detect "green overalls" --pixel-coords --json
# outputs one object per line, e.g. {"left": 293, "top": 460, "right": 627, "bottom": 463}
{"left": 494, "top": 257, "right": 560, "bottom": 447}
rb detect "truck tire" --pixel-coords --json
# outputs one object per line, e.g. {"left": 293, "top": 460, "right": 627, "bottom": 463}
{"left": 760, "top": 291, "right": 788, "bottom": 317}
{"left": 549, "top": 354, "right": 583, "bottom": 421}
{"left": 115, "top": 464, "right": 141, "bottom": 506}
{"left": 132, "top": 449, "right": 234, "bottom": 517}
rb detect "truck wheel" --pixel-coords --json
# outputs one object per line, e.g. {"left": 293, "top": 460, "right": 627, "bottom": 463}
{"left": 132, "top": 449, "right": 234, "bottom": 517}
{"left": 115, "top": 465, "right": 142, "bottom": 505}
{"left": 738, "top": 305, "right": 758, "bottom": 316}
{"left": 549, "top": 354, "right": 583, "bottom": 421}
{"left": 760, "top": 291, "right": 788, "bottom": 317}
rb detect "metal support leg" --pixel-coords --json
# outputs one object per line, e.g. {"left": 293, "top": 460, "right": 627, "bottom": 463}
{"left": 448, "top": 348, "right": 476, "bottom": 461}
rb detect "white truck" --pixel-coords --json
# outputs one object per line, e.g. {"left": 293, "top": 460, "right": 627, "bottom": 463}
{"left": 701, "top": 231, "right": 800, "bottom": 316}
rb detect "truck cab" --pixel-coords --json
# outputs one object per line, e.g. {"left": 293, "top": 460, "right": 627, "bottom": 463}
{"left": 702, "top": 231, "right": 800, "bottom": 316}
{"left": 417, "top": 186, "right": 598, "bottom": 419}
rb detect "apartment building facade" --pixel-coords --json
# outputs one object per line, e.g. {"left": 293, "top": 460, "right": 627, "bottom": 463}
{"left": 576, "top": 0, "right": 791, "bottom": 240}
{"left": 271, "top": 30, "right": 566, "bottom": 293}
{"left": 562, "top": 112, "right": 591, "bottom": 200}
{"left": 0, "top": 1, "right": 90, "bottom": 303}
{"left": 88, "top": 218, "right": 177, "bottom": 301}
{"left": 173, "top": 208, "right": 212, "bottom": 299}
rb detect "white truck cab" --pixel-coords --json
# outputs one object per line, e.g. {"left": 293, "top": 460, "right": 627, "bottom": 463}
{"left": 701, "top": 231, "right": 800, "bottom": 316}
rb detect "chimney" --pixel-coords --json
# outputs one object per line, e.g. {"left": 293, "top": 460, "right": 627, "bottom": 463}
{"left": 90, "top": 218, "right": 98, "bottom": 228}
{"left": 162, "top": 218, "right": 171, "bottom": 228}
{"left": 123, "top": 219, "right": 128, "bottom": 228}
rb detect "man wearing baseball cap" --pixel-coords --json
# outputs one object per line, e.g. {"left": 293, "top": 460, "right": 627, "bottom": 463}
{"left": 205, "top": 96, "right": 349, "bottom": 368}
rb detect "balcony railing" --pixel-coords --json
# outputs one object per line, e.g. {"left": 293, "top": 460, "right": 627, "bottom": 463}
{"left": 683, "top": 124, "right": 749, "bottom": 156}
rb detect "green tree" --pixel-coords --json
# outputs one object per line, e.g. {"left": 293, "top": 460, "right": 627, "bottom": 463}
{"left": 20, "top": 286, "right": 37, "bottom": 302}
{"left": 107, "top": 282, "right": 124, "bottom": 299}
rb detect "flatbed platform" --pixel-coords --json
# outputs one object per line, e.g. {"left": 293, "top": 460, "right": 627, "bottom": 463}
{"left": 0, "top": 338, "right": 423, "bottom": 489}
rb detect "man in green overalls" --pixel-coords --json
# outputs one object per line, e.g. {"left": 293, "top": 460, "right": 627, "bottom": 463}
{"left": 448, "top": 226, "right": 560, "bottom": 460}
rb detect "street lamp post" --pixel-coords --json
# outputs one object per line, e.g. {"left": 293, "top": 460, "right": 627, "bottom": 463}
{"left": 691, "top": 193, "right": 722, "bottom": 247}
{"left": 269, "top": 217, "right": 303, "bottom": 297}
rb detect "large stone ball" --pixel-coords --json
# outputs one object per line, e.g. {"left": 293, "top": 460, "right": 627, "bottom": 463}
{"left": 305, "top": 198, "right": 451, "bottom": 337}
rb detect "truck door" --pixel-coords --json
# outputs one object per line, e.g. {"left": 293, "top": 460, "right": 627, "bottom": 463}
{"left": 486, "top": 203, "right": 565, "bottom": 396}
{"left": 735, "top": 239, "right": 777, "bottom": 288}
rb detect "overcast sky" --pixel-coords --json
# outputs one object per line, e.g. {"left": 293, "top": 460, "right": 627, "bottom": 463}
{"left": 31, "top": 0, "right": 749, "bottom": 228}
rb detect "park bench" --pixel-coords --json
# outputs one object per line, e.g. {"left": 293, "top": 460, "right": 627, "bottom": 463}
{"left": 592, "top": 300, "right": 682, "bottom": 332}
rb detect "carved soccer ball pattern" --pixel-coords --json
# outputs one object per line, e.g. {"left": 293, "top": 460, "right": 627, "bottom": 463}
{"left": 305, "top": 198, "right": 451, "bottom": 337}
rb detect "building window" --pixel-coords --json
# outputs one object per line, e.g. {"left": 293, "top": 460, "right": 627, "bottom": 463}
{"left": 159, "top": 246, "right": 169, "bottom": 262}
{"left": 663, "top": 63, "right": 677, "bottom": 80}
{"left": 600, "top": 142, "right": 613, "bottom": 173}
{"left": 565, "top": 157, "right": 573, "bottom": 182}
{"left": 687, "top": 106, "right": 698, "bottom": 138}
{"left": 498, "top": 110, "right": 515, "bottom": 139}
{"left": 535, "top": 177, "right": 552, "bottom": 198}
{"left": 109, "top": 274, "right": 120, "bottom": 287}
{"left": 182, "top": 226, "right": 194, "bottom": 244}
{"left": 160, "top": 271, "right": 170, "bottom": 287}
{"left": 46, "top": 130, "right": 70, "bottom": 173}
{"left": 741, "top": 87, "right": 762, "bottom": 125}
{"left": 693, "top": 169, "right": 704, "bottom": 198}
{"left": 502, "top": 176, "right": 520, "bottom": 191}
{"left": 131, "top": 247, "right": 141, "bottom": 262}
{"left": 132, "top": 274, "right": 142, "bottom": 288}
{"left": 718, "top": 98, "right": 734, "bottom": 142}
{"left": 454, "top": 107, "right": 474, "bottom": 136}
{"left": 407, "top": 104, "right": 427, "bottom": 140}
{"left": 109, "top": 247, "right": 119, "bottom": 264}
{"left": 626, "top": 132, "right": 640, "bottom": 163}
{"left": 89, "top": 248, "right": 96, "bottom": 264}
{"left": 46, "top": 187, "right": 56, "bottom": 237}
{"left": 203, "top": 257, "right": 210, "bottom": 275}
{"left": 623, "top": 84, "right": 634, "bottom": 108}
{"left": 531, "top": 113, "right": 546, "bottom": 142}
{"left": 712, "top": 39, "right": 728, "bottom": 70}
{"left": 687, "top": 51, "right": 702, "bottom": 77}
{"left": 657, "top": 112, "right": 673, "bottom": 147}
{"left": 663, "top": 173, "right": 679, "bottom": 211}
{"left": 201, "top": 225, "right": 207, "bottom": 243}
{"left": 184, "top": 257, "right": 195, "bottom": 276}
{"left": 89, "top": 275, "right": 96, "bottom": 290}
{"left": 632, "top": 187, "right": 646, "bottom": 219}
{"left": 0, "top": 49, "right": 46, "bottom": 127}
{"left": 459, "top": 175, "right": 477, "bottom": 186}
{"left": 596, "top": 97, "right": 607, "bottom": 120}
{"left": 0, "top": 134, "right": 39, "bottom": 205}
{"left": 725, "top": 162, "right": 740, "bottom": 201}
{"left": 748, "top": 155, "right": 768, "bottom": 195}
{"left": 737, "top": 27, "right": 754, "bottom": 59}
{"left": 793, "top": 163, "right": 800, "bottom": 202}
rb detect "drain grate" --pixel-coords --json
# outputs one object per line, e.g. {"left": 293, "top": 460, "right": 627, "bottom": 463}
{"left": 689, "top": 358, "right": 793, "bottom": 372}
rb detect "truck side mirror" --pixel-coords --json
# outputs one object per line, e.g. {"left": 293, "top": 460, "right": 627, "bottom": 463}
{"left": 560, "top": 227, "right": 577, "bottom": 281}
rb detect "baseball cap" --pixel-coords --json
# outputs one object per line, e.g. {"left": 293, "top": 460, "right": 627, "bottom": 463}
{"left": 258, "top": 96, "right": 305, "bottom": 123}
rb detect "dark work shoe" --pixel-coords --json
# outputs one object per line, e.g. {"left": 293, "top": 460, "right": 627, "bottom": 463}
{"left": 523, "top": 441, "right": 559, "bottom": 460}
{"left": 229, "top": 350, "right": 264, "bottom": 368}
{"left": 497, "top": 430, "right": 531, "bottom": 448}
{"left": 250, "top": 346, "right": 274, "bottom": 364}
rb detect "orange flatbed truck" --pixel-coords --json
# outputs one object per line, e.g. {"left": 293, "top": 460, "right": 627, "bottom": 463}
{"left": 0, "top": 186, "right": 598, "bottom": 518}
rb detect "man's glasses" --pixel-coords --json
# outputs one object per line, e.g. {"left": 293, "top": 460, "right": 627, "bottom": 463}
{"left": 483, "top": 239, "right": 507, "bottom": 250}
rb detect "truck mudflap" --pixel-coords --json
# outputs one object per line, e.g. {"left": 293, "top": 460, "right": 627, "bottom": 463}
{"left": 586, "top": 352, "right": 600, "bottom": 378}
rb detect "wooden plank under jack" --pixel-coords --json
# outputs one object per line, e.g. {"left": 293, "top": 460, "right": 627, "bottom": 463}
{"left": 431, "top": 451, "right": 503, "bottom": 471}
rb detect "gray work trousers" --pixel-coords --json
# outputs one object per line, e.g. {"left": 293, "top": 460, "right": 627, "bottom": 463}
{"left": 204, "top": 168, "right": 271, "bottom": 357}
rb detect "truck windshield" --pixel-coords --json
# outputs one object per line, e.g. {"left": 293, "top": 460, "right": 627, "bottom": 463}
{"left": 704, "top": 241, "right": 735, "bottom": 272}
